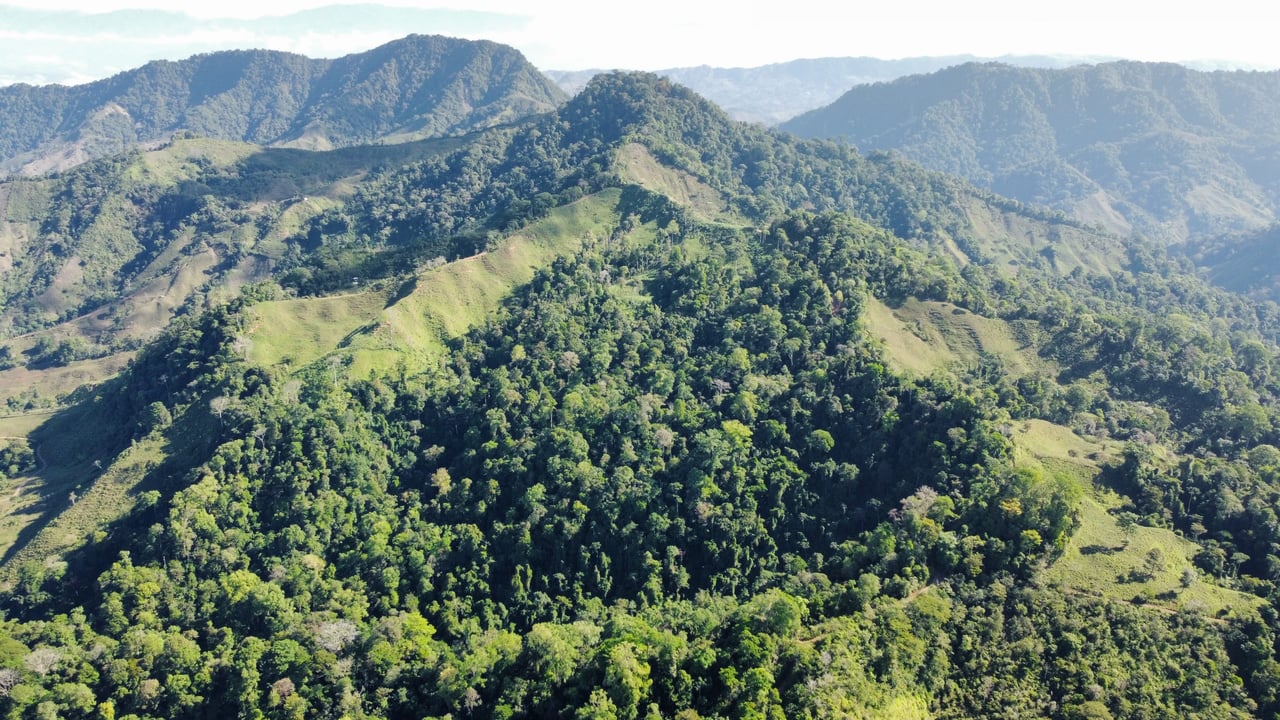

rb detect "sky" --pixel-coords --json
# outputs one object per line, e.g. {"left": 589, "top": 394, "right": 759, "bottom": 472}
{"left": 1, "top": 0, "right": 1275, "bottom": 86}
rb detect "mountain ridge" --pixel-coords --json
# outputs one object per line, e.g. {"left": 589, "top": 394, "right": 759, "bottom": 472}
{"left": 0, "top": 34, "right": 566, "bottom": 177}
{"left": 781, "top": 60, "right": 1280, "bottom": 248}
{"left": 547, "top": 54, "right": 1117, "bottom": 124}
{"left": 3, "top": 62, "right": 1280, "bottom": 720}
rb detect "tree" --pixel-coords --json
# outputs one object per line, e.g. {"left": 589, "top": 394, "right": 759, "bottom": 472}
{"left": 210, "top": 395, "right": 232, "bottom": 427}
{"left": 24, "top": 647, "right": 61, "bottom": 676}
{"left": 0, "top": 668, "right": 18, "bottom": 697}
{"left": 1180, "top": 567, "right": 1197, "bottom": 587}
{"left": 1117, "top": 512, "right": 1138, "bottom": 547}
{"left": 1141, "top": 548, "right": 1164, "bottom": 581}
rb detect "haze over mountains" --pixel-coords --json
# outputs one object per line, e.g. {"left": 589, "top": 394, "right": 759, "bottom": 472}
{"left": 7, "top": 31, "right": 1280, "bottom": 720}
{"left": 0, "top": 3, "right": 532, "bottom": 87}
{"left": 783, "top": 62, "right": 1280, "bottom": 241}
{"left": 546, "top": 54, "right": 1112, "bottom": 124}
{"left": 0, "top": 34, "right": 565, "bottom": 176}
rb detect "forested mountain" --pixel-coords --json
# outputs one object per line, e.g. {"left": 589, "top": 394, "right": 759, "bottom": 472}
{"left": 0, "top": 69, "right": 1118, "bottom": 347}
{"left": 1194, "top": 223, "right": 1280, "bottom": 298}
{"left": 0, "top": 34, "right": 565, "bottom": 177}
{"left": 781, "top": 61, "right": 1280, "bottom": 249}
{"left": 548, "top": 54, "right": 1105, "bottom": 124}
{"left": 4, "top": 63, "right": 1280, "bottom": 720}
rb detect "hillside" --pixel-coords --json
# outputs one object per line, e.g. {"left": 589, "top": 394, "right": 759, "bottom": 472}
{"left": 548, "top": 54, "right": 1109, "bottom": 125}
{"left": 0, "top": 132, "right": 473, "bottom": 417}
{"left": 1192, "top": 222, "right": 1280, "bottom": 298}
{"left": 781, "top": 61, "right": 1280, "bottom": 249}
{"left": 0, "top": 34, "right": 566, "bottom": 176}
{"left": 0, "top": 68, "right": 1122, "bottom": 353}
{"left": 3, "top": 70, "right": 1280, "bottom": 719}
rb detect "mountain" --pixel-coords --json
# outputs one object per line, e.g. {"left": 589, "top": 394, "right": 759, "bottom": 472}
{"left": 781, "top": 61, "right": 1280, "bottom": 248}
{"left": 547, "top": 54, "right": 1111, "bottom": 124}
{"left": 0, "top": 34, "right": 566, "bottom": 176}
{"left": 0, "top": 68, "right": 1124, "bottom": 347}
{"left": 4, "top": 70, "right": 1280, "bottom": 719}
{"left": 1192, "top": 222, "right": 1280, "bottom": 297}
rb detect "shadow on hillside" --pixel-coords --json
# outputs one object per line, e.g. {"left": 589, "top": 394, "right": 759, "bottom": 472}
{"left": 0, "top": 384, "right": 133, "bottom": 569}
{"left": 203, "top": 136, "right": 464, "bottom": 203}
{"left": 0, "top": 376, "right": 217, "bottom": 571}
{"left": 3, "top": 388, "right": 221, "bottom": 610}
{"left": 53, "top": 411, "right": 219, "bottom": 605}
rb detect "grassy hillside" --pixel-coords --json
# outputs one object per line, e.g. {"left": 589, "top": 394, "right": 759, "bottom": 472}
{"left": 0, "top": 383, "right": 216, "bottom": 571}
{"left": 614, "top": 142, "right": 739, "bottom": 224}
{"left": 1007, "top": 419, "right": 1259, "bottom": 615}
{"left": 863, "top": 296, "right": 1054, "bottom": 378}
{"left": 1047, "top": 492, "right": 1263, "bottom": 615}
{"left": 247, "top": 187, "right": 673, "bottom": 378}
{"left": 0, "top": 133, "right": 468, "bottom": 367}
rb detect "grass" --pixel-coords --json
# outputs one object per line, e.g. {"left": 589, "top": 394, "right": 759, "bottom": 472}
{"left": 256, "top": 196, "right": 343, "bottom": 256}
{"left": 861, "top": 296, "right": 1054, "bottom": 379}
{"left": 1010, "top": 419, "right": 1122, "bottom": 470}
{"left": 615, "top": 142, "right": 743, "bottom": 224}
{"left": 861, "top": 296, "right": 958, "bottom": 377}
{"left": 0, "top": 353, "right": 133, "bottom": 412}
{"left": 1045, "top": 493, "right": 1262, "bottom": 617}
{"left": 0, "top": 411, "right": 55, "bottom": 438}
{"left": 248, "top": 189, "right": 632, "bottom": 378}
{"left": 1008, "top": 419, "right": 1263, "bottom": 617}
{"left": 0, "top": 180, "right": 54, "bottom": 223}
{"left": 0, "top": 382, "right": 224, "bottom": 579}
{"left": 879, "top": 696, "right": 932, "bottom": 720}
{"left": 351, "top": 188, "right": 631, "bottom": 374}
{"left": 1070, "top": 190, "right": 1134, "bottom": 238}
{"left": 112, "top": 245, "right": 223, "bottom": 337}
{"left": 0, "top": 213, "right": 32, "bottom": 276}
{"left": 0, "top": 433, "right": 165, "bottom": 577}
{"left": 0, "top": 231, "right": 220, "bottom": 399}
{"left": 959, "top": 196, "right": 1127, "bottom": 277}
{"left": 0, "top": 387, "right": 144, "bottom": 571}
{"left": 246, "top": 289, "right": 389, "bottom": 370}
{"left": 128, "top": 137, "right": 261, "bottom": 185}
{"left": 2, "top": 135, "right": 445, "bottom": 374}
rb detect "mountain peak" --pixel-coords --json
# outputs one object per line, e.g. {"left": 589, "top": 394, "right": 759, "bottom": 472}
{"left": 0, "top": 35, "right": 567, "bottom": 176}
{"left": 781, "top": 60, "right": 1280, "bottom": 243}
{"left": 561, "top": 71, "right": 731, "bottom": 144}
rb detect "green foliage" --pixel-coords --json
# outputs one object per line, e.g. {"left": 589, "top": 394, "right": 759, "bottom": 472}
{"left": 6, "top": 59, "right": 1280, "bottom": 720}
{"left": 0, "top": 35, "right": 565, "bottom": 174}
{"left": 783, "top": 61, "right": 1280, "bottom": 251}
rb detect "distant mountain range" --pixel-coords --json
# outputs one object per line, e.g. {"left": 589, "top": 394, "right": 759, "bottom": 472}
{"left": 781, "top": 61, "right": 1280, "bottom": 247}
{"left": 9, "top": 36, "right": 1280, "bottom": 720}
{"left": 0, "top": 34, "right": 565, "bottom": 176}
{"left": 547, "top": 55, "right": 1113, "bottom": 124}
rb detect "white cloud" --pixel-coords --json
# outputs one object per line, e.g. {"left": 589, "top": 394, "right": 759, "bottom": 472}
{"left": 0, "top": 0, "right": 1275, "bottom": 85}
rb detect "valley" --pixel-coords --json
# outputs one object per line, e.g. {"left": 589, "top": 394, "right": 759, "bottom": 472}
{"left": 0, "top": 32, "right": 1278, "bottom": 720}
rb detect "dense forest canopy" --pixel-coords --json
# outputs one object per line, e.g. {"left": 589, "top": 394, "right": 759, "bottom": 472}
{"left": 2, "top": 56, "right": 1280, "bottom": 720}
{"left": 0, "top": 34, "right": 565, "bottom": 177}
{"left": 781, "top": 61, "right": 1280, "bottom": 297}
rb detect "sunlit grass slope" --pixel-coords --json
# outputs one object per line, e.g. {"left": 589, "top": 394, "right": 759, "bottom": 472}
{"left": 247, "top": 188, "right": 634, "bottom": 377}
